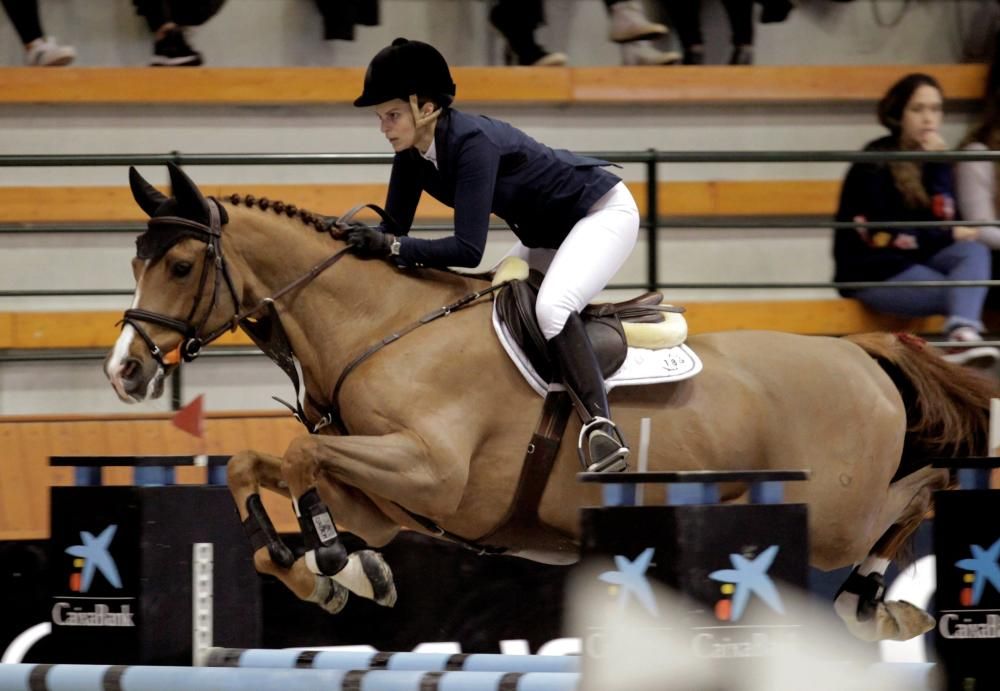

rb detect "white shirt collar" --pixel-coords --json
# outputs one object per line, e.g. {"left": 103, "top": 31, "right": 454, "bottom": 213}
{"left": 420, "top": 138, "right": 438, "bottom": 170}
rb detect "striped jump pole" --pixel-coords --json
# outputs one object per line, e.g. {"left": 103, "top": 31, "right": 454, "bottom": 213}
{"left": 200, "top": 647, "right": 580, "bottom": 673}
{"left": 0, "top": 664, "right": 579, "bottom": 691}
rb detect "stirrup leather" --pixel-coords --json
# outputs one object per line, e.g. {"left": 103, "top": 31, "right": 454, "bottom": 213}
{"left": 578, "top": 416, "right": 629, "bottom": 472}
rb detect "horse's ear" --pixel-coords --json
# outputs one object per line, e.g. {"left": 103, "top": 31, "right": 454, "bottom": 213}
{"left": 128, "top": 166, "right": 168, "bottom": 217}
{"left": 167, "top": 161, "right": 209, "bottom": 220}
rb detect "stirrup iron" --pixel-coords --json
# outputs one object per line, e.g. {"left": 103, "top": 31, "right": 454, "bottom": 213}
{"left": 578, "top": 416, "right": 629, "bottom": 472}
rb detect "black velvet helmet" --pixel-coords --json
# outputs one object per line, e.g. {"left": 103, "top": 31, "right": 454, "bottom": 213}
{"left": 353, "top": 38, "right": 456, "bottom": 108}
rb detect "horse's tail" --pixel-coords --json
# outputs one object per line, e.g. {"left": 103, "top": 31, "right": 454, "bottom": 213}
{"left": 845, "top": 332, "right": 998, "bottom": 463}
{"left": 846, "top": 332, "right": 998, "bottom": 566}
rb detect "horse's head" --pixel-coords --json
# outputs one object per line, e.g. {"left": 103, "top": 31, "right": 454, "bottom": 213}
{"left": 105, "top": 163, "right": 239, "bottom": 403}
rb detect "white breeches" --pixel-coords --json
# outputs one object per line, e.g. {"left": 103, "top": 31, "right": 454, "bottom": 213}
{"left": 504, "top": 181, "right": 639, "bottom": 340}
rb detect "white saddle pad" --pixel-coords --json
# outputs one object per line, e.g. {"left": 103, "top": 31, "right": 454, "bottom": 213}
{"left": 491, "top": 304, "right": 703, "bottom": 399}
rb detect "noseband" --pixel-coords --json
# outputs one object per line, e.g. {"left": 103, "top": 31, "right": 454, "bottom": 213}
{"left": 120, "top": 199, "right": 354, "bottom": 368}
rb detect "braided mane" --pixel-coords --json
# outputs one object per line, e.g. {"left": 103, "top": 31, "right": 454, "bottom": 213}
{"left": 225, "top": 193, "right": 347, "bottom": 239}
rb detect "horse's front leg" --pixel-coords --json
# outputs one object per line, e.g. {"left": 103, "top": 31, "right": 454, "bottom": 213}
{"left": 282, "top": 432, "right": 432, "bottom": 606}
{"left": 227, "top": 448, "right": 398, "bottom": 613}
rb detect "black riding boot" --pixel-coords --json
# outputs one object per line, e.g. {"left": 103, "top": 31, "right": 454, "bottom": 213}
{"left": 548, "top": 312, "right": 629, "bottom": 472}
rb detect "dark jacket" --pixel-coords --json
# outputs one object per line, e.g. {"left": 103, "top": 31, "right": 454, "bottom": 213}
{"left": 381, "top": 109, "right": 620, "bottom": 268}
{"left": 833, "top": 135, "right": 957, "bottom": 293}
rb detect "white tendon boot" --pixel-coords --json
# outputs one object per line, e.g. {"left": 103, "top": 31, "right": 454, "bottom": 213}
{"left": 331, "top": 550, "right": 398, "bottom": 607}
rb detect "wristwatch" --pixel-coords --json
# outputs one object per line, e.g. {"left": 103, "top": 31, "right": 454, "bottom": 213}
{"left": 389, "top": 235, "right": 402, "bottom": 256}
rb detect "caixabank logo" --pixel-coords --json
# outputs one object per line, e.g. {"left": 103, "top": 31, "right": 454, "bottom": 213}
{"left": 692, "top": 545, "right": 797, "bottom": 659}
{"left": 66, "top": 525, "right": 122, "bottom": 593}
{"left": 708, "top": 545, "right": 785, "bottom": 622}
{"left": 939, "top": 537, "right": 1000, "bottom": 640}
{"left": 52, "top": 524, "right": 135, "bottom": 628}
{"left": 598, "top": 547, "right": 659, "bottom": 616}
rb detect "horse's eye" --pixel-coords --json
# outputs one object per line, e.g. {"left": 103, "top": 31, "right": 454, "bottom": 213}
{"left": 171, "top": 261, "right": 193, "bottom": 278}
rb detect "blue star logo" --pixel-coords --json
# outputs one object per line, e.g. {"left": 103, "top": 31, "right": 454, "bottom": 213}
{"left": 598, "top": 547, "right": 658, "bottom": 616}
{"left": 65, "top": 525, "right": 122, "bottom": 592}
{"left": 708, "top": 545, "right": 784, "bottom": 621}
{"left": 955, "top": 537, "right": 1000, "bottom": 606}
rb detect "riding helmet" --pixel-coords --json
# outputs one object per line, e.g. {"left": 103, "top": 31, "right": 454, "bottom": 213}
{"left": 353, "top": 38, "right": 456, "bottom": 108}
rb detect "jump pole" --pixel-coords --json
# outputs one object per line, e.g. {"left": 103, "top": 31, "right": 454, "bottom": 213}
{"left": 199, "top": 647, "right": 579, "bottom": 673}
{"left": 0, "top": 665, "right": 578, "bottom": 691}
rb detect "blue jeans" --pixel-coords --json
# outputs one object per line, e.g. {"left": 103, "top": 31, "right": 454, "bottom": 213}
{"left": 851, "top": 241, "right": 991, "bottom": 333}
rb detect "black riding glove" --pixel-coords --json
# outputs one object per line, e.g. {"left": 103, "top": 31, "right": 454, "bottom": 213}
{"left": 346, "top": 224, "right": 394, "bottom": 258}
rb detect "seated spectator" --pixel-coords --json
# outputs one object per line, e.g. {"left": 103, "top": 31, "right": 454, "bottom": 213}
{"left": 1, "top": 0, "right": 75, "bottom": 66}
{"left": 132, "top": 0, "right": 227, "bottom": 66}
{"left": 834, "top": 73, "right": 999, "bottom": 368}
{"left": 956, "top": 47, "right": 1000, "bottom": 309}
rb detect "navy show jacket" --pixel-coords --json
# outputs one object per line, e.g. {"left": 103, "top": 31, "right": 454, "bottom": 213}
{"left": 379, "top": 108, "right": 621, "bottom": 268}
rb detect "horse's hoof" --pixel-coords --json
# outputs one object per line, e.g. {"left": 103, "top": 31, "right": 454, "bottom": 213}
{"left": 883, "top": 599, "right": 934, "bottom": 641}
{"left": 307, "top": 575, "right": 350, "bottom": 614}
{"left": 838, "top": 598, "right": 934, "bottom": 642}
{"left": 358, "top": 550, "right": 397, "bottom": 608}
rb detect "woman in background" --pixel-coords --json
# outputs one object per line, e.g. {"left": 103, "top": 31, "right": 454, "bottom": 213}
{"left": 834, "top": 73, "right": 998, "bottom": 367}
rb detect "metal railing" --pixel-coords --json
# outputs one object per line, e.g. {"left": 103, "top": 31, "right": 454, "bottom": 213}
{"left": 4, "top": 148, "right": 1000, "bottom": 407}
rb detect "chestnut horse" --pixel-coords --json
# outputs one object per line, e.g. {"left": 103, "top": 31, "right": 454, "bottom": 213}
{"left": 106, "top": 164, "right": 996, "bottom": 642}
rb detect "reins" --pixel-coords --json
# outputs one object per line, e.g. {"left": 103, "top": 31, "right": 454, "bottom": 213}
{"left": 316, "top": 281, "right": 506, "bottom": 434}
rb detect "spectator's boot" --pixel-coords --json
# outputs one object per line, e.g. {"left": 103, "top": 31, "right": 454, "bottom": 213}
{"left": 25, "top": 37, "right": 76, "bottom": 66}
{"left": 608, "top": 1, "right": 669, "bottom": 43}
{"left": 548, "top": 313, "right": 629, "bottom": 473}
{"left": 622, "top": 40, "right": 681, "bottom": 65}
{"left": 151, "top": 27, "right": 203, "bottom": 67}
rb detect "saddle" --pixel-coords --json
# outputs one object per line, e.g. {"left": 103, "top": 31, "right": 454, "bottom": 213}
{"left": 494, "top": 269, "right": 673, "bottom": 383}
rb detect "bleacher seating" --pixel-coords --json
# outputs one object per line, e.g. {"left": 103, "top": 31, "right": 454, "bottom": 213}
{"left": 0, "top": 64, "right": 987, "bottom": 105}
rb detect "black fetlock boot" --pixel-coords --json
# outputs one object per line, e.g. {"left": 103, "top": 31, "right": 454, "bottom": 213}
{"left": 549, "top": 312, "right": 629, "bottom": 472}
{"left": 295, "top": 487, "right": 349, "bottom": 576}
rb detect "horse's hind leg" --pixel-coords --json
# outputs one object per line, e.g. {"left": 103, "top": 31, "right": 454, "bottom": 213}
{"left": 226, "top": 449, "right": 350, "bottom": 614}
{"left": 833, "top": 466, "right": 949, "bottom": 641}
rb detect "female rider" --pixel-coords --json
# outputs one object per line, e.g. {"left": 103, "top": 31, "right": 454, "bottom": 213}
{"left": 347, "top": 38, "right": 641, "bottom": 472}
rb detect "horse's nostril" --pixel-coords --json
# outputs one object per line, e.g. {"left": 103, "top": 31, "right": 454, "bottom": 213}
{"left": 121, "top": 357, "right": 141, "bottom": 381}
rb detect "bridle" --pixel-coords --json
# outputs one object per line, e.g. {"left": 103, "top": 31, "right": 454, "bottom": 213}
{"left": 120, "top": 198, "right": 352, "bottom": 369}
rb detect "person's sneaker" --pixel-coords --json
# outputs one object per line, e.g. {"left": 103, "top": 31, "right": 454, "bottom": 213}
{"left": 608, "top": 1, "right": 669, "bottom": 43}
{"left": 939, "top": 326, "right": 1000, "bottom": 368}
{"left": 622, "top": 40, "right": 681, "bottom": 66}
{"left": 25, "top": 37, "right": 76, "bottom": 66}
{"left": 151, "top": 28, "right": 203, "bottom": 66}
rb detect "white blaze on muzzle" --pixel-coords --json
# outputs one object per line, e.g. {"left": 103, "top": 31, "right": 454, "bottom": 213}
{"left": 106, "top": 261, "right": 155, "bottom": 402}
